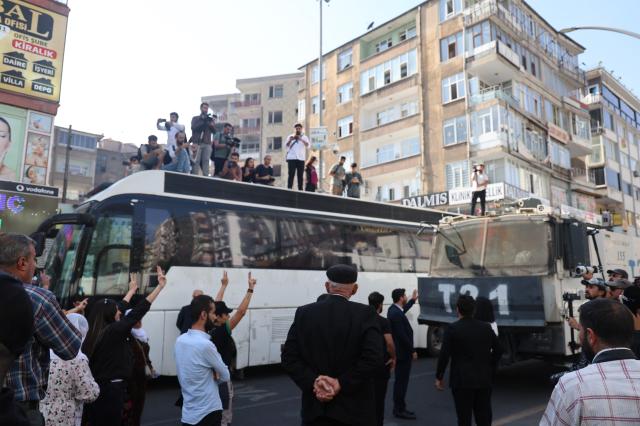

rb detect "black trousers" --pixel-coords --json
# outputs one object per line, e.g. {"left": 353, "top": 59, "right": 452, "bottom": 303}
{"left": 373, "top": 374, "right": 390, "bottom": 426}
{"left": 183, "top": 410, "right": 222, "bottom": 426}
{"left": 287, "top": 159, "right": 305, "bottom": 190}
{"left": 451, "top": 387, "right": 492, "bottom": 426}
{"left": 213, "top": 157, "right": 226, "bottom": 176}
{"left": 393, "top": 358, "right": 411, "bottom": 412}
{"left": 86, "top": 380, "right": 126, "bottom": 426}
{"left": 471, "top": 190, "right": 486, "bottom": 216}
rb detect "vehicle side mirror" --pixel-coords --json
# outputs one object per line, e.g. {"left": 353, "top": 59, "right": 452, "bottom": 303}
{"left": 445, "top": 245, "right": 463, "bottom": 268}
{"left": 30, "top": 232, "right": 46, "bottom": 257}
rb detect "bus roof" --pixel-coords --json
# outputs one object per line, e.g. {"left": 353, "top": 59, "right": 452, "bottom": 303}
{"left": 85, "top": 171, "right": 453, "bottom": 225}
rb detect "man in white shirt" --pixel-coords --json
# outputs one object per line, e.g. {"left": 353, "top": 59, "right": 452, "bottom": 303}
{"left": 470, "top": 162, "right": 489, "bottom": 216}
{"left": 157, "top": 112, "right": 185, "bottom": 159}
{"left": 285, "top": 123, "right": 310, "bottom": 191}
{"left": 541, "top": 298, "right": 640, "bottom": 426}
{"left": 175, "top": 295, "right": 230, "bottom": 426}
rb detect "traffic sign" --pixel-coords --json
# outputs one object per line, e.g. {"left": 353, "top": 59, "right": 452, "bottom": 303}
{"left": 310, "top": 127, "right": 328, "bottom": 150}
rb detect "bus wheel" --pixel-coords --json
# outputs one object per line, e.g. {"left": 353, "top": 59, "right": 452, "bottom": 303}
{"left": 427, "top": 326, "right": 444, "bottom": 357}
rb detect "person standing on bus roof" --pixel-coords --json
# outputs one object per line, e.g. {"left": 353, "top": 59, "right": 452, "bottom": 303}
{"left": 255, "top": 155, "right": 276, "bottom": 185}
{"left": 470, "top": 162, "right": 489, "bottom": 216}
{"left": 190, "top": 102, "right": 217, "bottom": 176}
{"left": 157, "top": 112, "right": 185, "bottom": 160}
{"left": 175, "top": 295, "right": 230, "bottom": 426}
{"left": 286, "top": 123, "right": 310, "bottom": 191}
{"left": 345, "top": 163, "right": 363, "bottom": 199}
{"left": 211, "top": 271, "right": 257, "bottom": 426}
{"left": 177, "top": 290, "right": 204, "bottom": 335}
{"left": 82, "top": 268, "right": 168, "bottom": 426}
{"left": 281, "top": 264, "right": 383, "bottom": 426}
{"left": 329, "top": 156, "right": 347, "bottom": 196}
{"left": 1, "top": 233, "right": 82, "bottom": 426}
{"left": 388, "top": 288, "right": 419, "bottom": 420}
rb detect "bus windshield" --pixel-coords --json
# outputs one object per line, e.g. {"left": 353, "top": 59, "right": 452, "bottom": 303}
{"left": 430, "top": 217, "right": 551, "bottom": 278}
{"left": 44, "top": 224, "right": 85, "bottom": 303}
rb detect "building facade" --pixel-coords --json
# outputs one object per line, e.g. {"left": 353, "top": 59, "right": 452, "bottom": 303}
{"left": 580, "top": 67, "right": 640, "bottom": 234}
{"left": 94, "top": 138, "right": 138, "bottom": 188}
{"left": 202, "top": 72, "right": 303, "bottom": 187}
{"left": 49, "top": 126, "right": 101, "bottom": 201}
{"left": 298, "top": 0, "right": 594, "bottom": 213}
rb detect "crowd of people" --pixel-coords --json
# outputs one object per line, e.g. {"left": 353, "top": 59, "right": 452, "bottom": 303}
{"left": 0, "top": 231, "right": 259, "bottom": 426}
{"left": 2, "top": 226, "right": 640, "bottom": 426}
{"left": 125, "top": 104, "right": 364, "bottom": 198}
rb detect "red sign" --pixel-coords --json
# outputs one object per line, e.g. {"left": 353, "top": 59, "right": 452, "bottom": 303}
{"left": 12, "top": 40, "right": 57, "bottom": 59}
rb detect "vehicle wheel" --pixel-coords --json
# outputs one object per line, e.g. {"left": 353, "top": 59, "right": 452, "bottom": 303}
{"left": 427, "top": 326, "right": 444, "bottom": 357}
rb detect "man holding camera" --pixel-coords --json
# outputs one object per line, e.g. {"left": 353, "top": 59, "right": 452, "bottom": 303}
{"left": 138, "top": 135, "right": 165, "bottom": 170}
{"left": 157, "top": 112, "right": 185, "bottom": 160}
{"left": 470, "top": 162, "right": 489, "bottom": 216}
{"left": 212, "top": 124, "right": 238, "bottom": 177}
{"left": 286, "top": 124, "right": 310, "bottom": 191}
{"left": 190, "top": 102, "right": 217, "bottom": 176}
{"left": 219, "top": 152, "right": 242, "bottom": 182}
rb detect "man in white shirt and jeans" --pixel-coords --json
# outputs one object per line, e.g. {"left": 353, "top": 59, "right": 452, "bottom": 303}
{"left": 157, "top": 112, "right": 186, "bottom": 159}
{"left": 175, "top": 294, "right": 230, "bottom": 426}
{"left": 471, "top": 162, "right": 489, "bottom": 216}
{"left": 286, "top": 123, "right": 310, "bottom": 190}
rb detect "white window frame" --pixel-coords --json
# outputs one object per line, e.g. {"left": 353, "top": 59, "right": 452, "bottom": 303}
{"left": 442, "top": 72, "right": 466, "bottom": 104}
{"left": 337, "top": 82, "right": 353, "bottom": 104}
{"left": 338, "top": 48, "right": 353, "bottom": 71}
{"left": 443, "top": 115, "right": 467, "bottom": 146}
{"left": 337, "top": 115, "right": 354, "bottom": 138}
{"left": 268, "top": 111, "right": 283, "bottom": 124}
{"left": 445, "top": 160, "right": 470, "bottom": 190}
{"left": 268, "top": 84, "right": 284, "bottom": 99}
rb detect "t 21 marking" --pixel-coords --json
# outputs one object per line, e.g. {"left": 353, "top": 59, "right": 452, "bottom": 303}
{"left": 438, "top": 283, "right": 510, "bottom": 316}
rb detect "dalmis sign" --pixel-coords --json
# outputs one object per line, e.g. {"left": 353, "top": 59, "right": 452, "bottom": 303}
{"left": 401, "top": 191, "right": 449, "bottom": 208}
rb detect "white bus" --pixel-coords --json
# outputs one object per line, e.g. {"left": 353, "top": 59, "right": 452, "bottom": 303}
{"left": 34, "top": 171, "right": 451, "bottom": 375}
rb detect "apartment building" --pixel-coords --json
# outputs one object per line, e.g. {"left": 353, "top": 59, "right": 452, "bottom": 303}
{"left": 94, "top": 138, "right": 138, "bottom": 187}
{"left": 202, "top": 72, "right": 303, "bottom": 187}
{"left": 49, "top": 126, "right": 102, "bottom": 201}
{"left": 298, "top": 0, "right": 594, "bottom": 213}
{"left": 579, "top": 67, "right": 640, "bottom": 234}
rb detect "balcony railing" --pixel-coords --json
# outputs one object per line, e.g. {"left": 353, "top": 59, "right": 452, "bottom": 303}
{"left": 470, "top": 85, "right": 518, "bottom": 108}
{"left": 581, "top": 93, "right": 601, "bottom": 105}
{"left": 234, "top": 126, "right": 261, "bottom": 136}
{"left": 231, "top": 99, "right": 261, "bottom": 108}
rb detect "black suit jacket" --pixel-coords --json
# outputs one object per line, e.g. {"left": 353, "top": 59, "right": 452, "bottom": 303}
{"left": 281, "top": 295, "right": 383, "bottom": 425}
{"left": 436, "top": 318, "right": 502, "bottom": 389}
{"left": 387, "top": 301, "right": 415, "bottom": 361}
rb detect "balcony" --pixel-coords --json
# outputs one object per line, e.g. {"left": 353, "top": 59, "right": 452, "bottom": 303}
{"left": 581, "top": 93, "right": 601, "bottom": 106}
{"left": 469, "top": 84, "right": 518, "bottom": 108}
{"left": 466, "top": 40, "right": 521, "bottom": 85}
{"left": 464, "top": 0, "right": 522, "bottom": 31}
{"left": 230, "top": 99, "right": 261, "bottom": 108}
{"left": 234, "top": 126, "right": 261, "bottom": 137}
{"left": 570, "top": 167, "right": 603, "bottom": 196}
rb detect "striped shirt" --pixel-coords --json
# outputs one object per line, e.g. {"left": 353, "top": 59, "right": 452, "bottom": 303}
{"left": 6, "top": 284, "right": 82, "bottom": 401}
{"left": 541, "top": 355, "right": 640, "bottom": 425}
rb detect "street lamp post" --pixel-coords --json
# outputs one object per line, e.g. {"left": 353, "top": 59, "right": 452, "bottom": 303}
{"left": 560, "top": 26, "right": 640, "bottom": 41}
{"left": 318, "top": 0, "right": 329, "bottom": 191}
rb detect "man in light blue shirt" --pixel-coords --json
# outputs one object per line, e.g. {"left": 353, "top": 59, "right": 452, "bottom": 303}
{"left": 175, "top": 295, "right": 230, "bottom": 426}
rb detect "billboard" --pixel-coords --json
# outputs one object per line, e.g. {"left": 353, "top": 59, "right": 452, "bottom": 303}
{"left": 0, "top": 0, "right": 69, "bottom": 102}
{"left": 0, "top": 102, "right": 27, "bottom": 181}
{"left": 0, "top": 179, "right": 58, "bottom": 234}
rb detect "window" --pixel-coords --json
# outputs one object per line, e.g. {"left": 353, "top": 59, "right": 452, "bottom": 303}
{"left": 604, "top": 139, "right": 618, "bottom": 162}
{"left": 338, "top": 48, "right": 353, "bottom": 71}
{"left": 337, "top": 82, "right": 353, "bottom": 104}
{"left": 440, "top": 32, "right": 462, "bottom": 62}
{"left": 337, "top": 116, "right": 354, "bottom": 138}
{"left": 360, "top": 49, "right": 417, "bottom": 95}
{"left": 311, "top": 96, "right": 325, "bottom": 114}
{"left": 268, "top": 111, "right": 283, "bottom": 124}
{"left": 443, "top": 115, "right": 467, "bottom": 146}
{"left": 549, "top": 141, "right": 570, "bottom": 169}
{"left": 466, "top": 21, "right": 492, "bottom": 50}
{"left": 376, "top": 108, "right": 393, "bottom": 126}
{"left": 268, "top": 85, "right": 283, "bottom": 99}
{"left": 241, "top": 118, "right": 260, "bottom": 128}
{"left": 400, "top": 101, "right": 418, "bottom": 118}
{"left": 267, "top": 137, "right": 282, "bottom": 151}
{"left": 399, "top": 26, "right": 417, "bottom": 41}
{"left": 442, "top": 72, "right": 465, "bottom": 103}
{"left": 311, "top": 63, "right": 326, "bottom": 84}
{"left": 440, "top": 0, "right": 462, "bottom": 21}
{"left": 239, "top": 141, "right": 260, "bottom": 154}
{"left": 297, "top": 99, "right": 306, "bottom": 121}
{"left": 606, "top": 168, "right": 622, "bottom": 191}
{"left": 471, "top": 105, "right": 499, "bottom": 139}
{"left": 375, "top": 38, "right": 393, "bottom": 53}
{"left": 244, "top": 93, "right": 260, "bottom": 104}
{"left": 445, "top": 160, "right": 469, "bottom": 189}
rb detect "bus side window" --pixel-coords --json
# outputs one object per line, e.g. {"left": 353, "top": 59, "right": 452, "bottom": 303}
{"left": 345, "top": 224, "right": 400, "bottom": 273}
{"left": 400, "top": 232, "right": 432, "bottom": 273}
{"left": 236, "top": 212, "right": 278, "bottom": 268}
{"left": 278, "top": 217, "right": 345, "bottom": 270}
{"left": 82, "top": 215, "right": 133, "bottom": 296}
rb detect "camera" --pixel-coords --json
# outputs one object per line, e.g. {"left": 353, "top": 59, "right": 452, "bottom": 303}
{"left": 223, "top": 134, "right": 241, "bottom": 148}
{"left": 157, "top": 118, "right": 167, "bottom": 123}
{"left": 575, "top": 265, "right": 598, "bottom": 275}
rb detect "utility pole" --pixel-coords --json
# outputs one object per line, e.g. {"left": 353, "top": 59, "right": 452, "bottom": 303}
{"left": 62, "top": 125, "right": 72, "bottom": 203}
{"left": 318, "top": 0, "right": 328, "bottom": 190}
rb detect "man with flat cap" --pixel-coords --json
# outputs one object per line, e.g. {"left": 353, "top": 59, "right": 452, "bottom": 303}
{"left": 282, "top": 264, "right": 383, "bottom": 426}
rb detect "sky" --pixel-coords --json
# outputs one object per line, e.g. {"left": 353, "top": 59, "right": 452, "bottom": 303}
{"left": 54, "top": 0, "right": 640, "bottom": 144}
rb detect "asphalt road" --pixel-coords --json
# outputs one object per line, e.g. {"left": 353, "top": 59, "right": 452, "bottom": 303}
{"left": 141, "top": 356, "right": 561, "bottom": 426}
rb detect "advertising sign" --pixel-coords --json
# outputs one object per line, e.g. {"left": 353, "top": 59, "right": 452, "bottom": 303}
{"left": 418, "top": 276, "right": 546, "bottom": 327}
{"left": 0, "top": 0, "right": 69, "bottom": 102}
{"left": 22, "top": 110, "right": 53, "bottom": 184}
{"left": 310, "top": 127, "right": 328, "bottom": 150}
{"left": 401, "top": 191, "right": 449, "bottom": 208}
{"left": 448, "top": 182, "right": 506, "bottom": 206}
{"left": 0, "top": 179, "right": 58, "bottom": 234}
{"left": 0, "top": 102, "right": 27, "bottom": 181}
